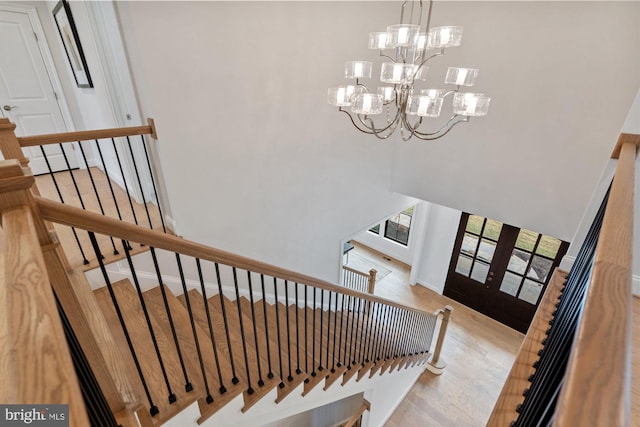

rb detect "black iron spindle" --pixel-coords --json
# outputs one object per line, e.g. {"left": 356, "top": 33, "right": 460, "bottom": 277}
{"left": 284, "top": 280, "right": 293, "bottom": 382}
{"left": 247, "top": 272, "right": 264, "bottom": 387}
{"left": 318, "top": 289, "right": 325, "bottom": 372}
{"left": 76, "top": 141, "right": 118, "bottom": 254}
{"left": 260, "top": 275, "right": 274, "bottom": 380}
{"left": 149, "top": 248, "right": 193, "bottom": 392}
{"left": 121, "top": 240, "right": 176, "bottom": 404}
{"left": 176, "top": 254, "right": 213, "bottom": 403}
{"left": 214, "top": 263, "right": 239, "bottom": 385}
{"left": 110, "top": 138, "right": 139, "bottom": 226}
{"left": 273, "top": 278, "right": 285, "bottom": 388}
{"left": 126, "top": 136, "right": 154, "bottom": 229}
{"left": 295, "top": 282, "right": 302, "bottom": 375}
{"left": 232, "top": 268, "right": 254, "bottom": 395}
{"left": 325, "top": 291, "right": 332, "bottom": 372}
{"left": 94, "top": 140, "right": 125, "bottom": 224}
{"left": 304, "top": 285, "right": 309, "bottom": 380}
{"left": 196, "top": 259, "right": 227, "bottom": 394}
{"left": 139, "top": 134, "right": 167, "bottom": 233}
{"left": 39, "top": 145, "right": 89, "bottom": 264}
{"left": 311, "top": 287, "right": 317, "bottom": 377}
{"left": 88, "top": 233, "right": 161, "bottom": 414}
{"left": 331, "top": 292, "right": 340, "bottom": 373}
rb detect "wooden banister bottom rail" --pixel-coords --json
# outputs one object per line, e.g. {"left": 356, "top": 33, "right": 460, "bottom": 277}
{"left": 344, "top": 399, "right": 371, "bottom": 427}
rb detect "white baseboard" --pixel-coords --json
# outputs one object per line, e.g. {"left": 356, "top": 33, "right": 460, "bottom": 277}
{"left": 416, "top": 280, "right": 444, "bottom": 295}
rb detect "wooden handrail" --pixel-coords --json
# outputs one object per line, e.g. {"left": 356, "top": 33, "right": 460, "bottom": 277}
{"left": 342, "top": 265, "right": 370, "bottom": 277}
{"left": 343, "top": 399, "right": 371, "bottom": 427}
{"left": 17, "top": 118, "right": 157, "bottom": 147}
{"left": 35, "top": 196, "right": 434, "bottom": 317}
{"left": 486, "top": 268, "right": 568, "bottom": 426}
{"left": 553, "top": 140, "right": 636, "bottom": 426}
{"left": 0, "top": 204, "right": 89, "bottom": 425}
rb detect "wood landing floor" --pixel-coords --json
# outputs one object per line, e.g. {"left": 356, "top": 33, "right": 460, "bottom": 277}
{"left": 349, "top": 242, "right": 640, "bottom": 427}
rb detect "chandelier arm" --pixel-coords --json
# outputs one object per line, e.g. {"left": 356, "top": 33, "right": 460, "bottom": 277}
{"left": 412, "top": 115, "right": 470, "bottom": 138}
{"left": 362, "top": 117, "right": 397, "bottom": 140}
{"left": 339, "top": 108, "right": 376, "bottom": 135}
{"left": 355, "top": 78, "right": 369, "bottom": 92}
{"left": 356, "top": 106, "right": 403, "bottom": 134}
{"left": 379, "top": 51, "right": 396, "bottom": 62}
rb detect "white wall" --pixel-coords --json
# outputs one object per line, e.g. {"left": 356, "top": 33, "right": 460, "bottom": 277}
{"left": 115, "top": 1, "right": 417, "bottom": 283}
{"left": 391, "top": 1, "right": 640, "bottom": 243}
{"left": 416, "top": 204, "right": 462, "bottom": 294}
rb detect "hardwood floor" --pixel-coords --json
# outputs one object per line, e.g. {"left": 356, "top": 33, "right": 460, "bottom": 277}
{"left": 349, "top": 242, "right": 640, "bottom": 426}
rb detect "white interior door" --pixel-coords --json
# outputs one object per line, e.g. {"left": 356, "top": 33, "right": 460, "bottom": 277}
{"left": 0, "top": 8, "right": 77, "bottom": 174}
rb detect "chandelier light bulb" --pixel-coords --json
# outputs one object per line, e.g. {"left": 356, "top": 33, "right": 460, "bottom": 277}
{"left": 369, "top": 32, "right": 389, "bottom": 50}
{"left": 345, "top": 61, "right": 373, "bottom": 79}
{"left": 327, "top": 85, "right": 362, "bottom": 107}
{"left": 387, "top": 24, "right": 420, "bottom": 47}
{"left": 378, "top": 86, "right": 396, "bottom": 102}
{"left": 352, "top": 93, "right": 384, "bottom": 115}
{"left": 427, "top": 26, "right": 463, "bottom": 49}
{"left": 445, "top": 67, "right": 479, "bottom": 86}
{"left": 407, "top": 95, "right": 444, "bottom": 117}
{"left": 453, "top": 92, "right": 491, "bottom": 116}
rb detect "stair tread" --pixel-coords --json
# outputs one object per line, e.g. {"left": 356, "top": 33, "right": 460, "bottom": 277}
{"left": 94, "top": 279, "right": 200, "bottom": 427}
{"left": 176, "top": 290, "right": 247, "bottom": 423}
{"left": 206, "top": 295, "right": 281, "bottom": 412}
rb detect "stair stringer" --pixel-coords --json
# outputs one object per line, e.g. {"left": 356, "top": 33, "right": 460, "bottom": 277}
{"left": 160, "top": 359, "right": 425, "bottom": 427}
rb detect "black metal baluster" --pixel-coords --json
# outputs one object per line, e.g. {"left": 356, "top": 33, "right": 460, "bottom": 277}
{"left": 260, "top": 275, "right": 274, "bottom": 380}
{"left": 232, "top": 268, "right": 253, "bottom": 394}
{"left": 375, "top": 305, "right": 389, "bottom": 362}
{"left": 318, "top": 289, "right": 324, "bottom": 372}
{"left": 295, "top": 282, "right": 302, "bottom": 375}
{"left": 139, "top": 134, "right": 167, "bottom": 233}
{"left": 304, "top": 285, "right": 309, "bottom": 381}
{"left": 365, "top": 302, "right": 377, "bottom": 363}
{"left": 273, "top": 278, "right": 285, "bottom": 388}
{"left": 355, "top": 298, "right": 366, "bottom": 366}
{"left": 360, "top": 300, "right": 372, "bottom": 363}
{"left": 126, "top": 136, "right": 153, "bottom": 229}
{"left": 196, "top": 259, "right": 227, "bottom": 394}
{"left": 284, "top": 280, "right": 293, "bottom": 382}
{"left": 331, "top": 292, "right": 339, "bottom": 373}
{"left": 149, "top": 248, "right": 192, "bottom": 392}
{"left": 110, "top": 138, "right": 139, "bottom": 225}
{"left": 121, "top": 240, "right": 176, "bottom": 404}
{"left": 325, "top": 291, "right": 332, "bottom": 372}
{"left": 176, "top": 254, "right": 213, "bottom": 403}
{"left": 94, "top": 140, "right": 125, "bottom": 223}
{"left": 214, "top": 263, "right": 239, "bottom": 385}
{"left": 346, "top": 296, "right": 356, "bottom": 369}
{"left": 247, "top": 272, "right": 264, "bottom": 387}
{"left": 311, "top": 287, "right": 317, "bottom": 377}
{"left": 88, "top": 233, "right": 161, "bottom": 414}
{"left": 337, "top": 292, "right": 347, "bottom": 369}
{"left": 40, "top": 145, "right": 89, "bottom": 264}
{"left": 379, "top": 306, "right": 391, "bottom": 363}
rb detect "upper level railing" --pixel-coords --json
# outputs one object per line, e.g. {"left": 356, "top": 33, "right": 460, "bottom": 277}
{"left": 0, "top": 118, "right": 167, "bottom": 269}
{"left": 488, "top": 133, "right": 638, "bottom": 426}
{"left": 342, "top": 265, "right": 377, "bottom": 294}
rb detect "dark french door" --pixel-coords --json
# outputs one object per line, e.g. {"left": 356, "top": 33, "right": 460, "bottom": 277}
{"left": 443, "top": 213, "right": 569, "bottom": 333}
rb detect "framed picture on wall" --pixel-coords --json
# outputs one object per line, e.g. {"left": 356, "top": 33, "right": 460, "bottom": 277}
{"left": 53, "top": 0, "right": 93, "bottom": 88}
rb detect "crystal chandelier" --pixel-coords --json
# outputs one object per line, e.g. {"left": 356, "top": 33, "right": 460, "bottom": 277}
{"left": 327, "top": 0, "right": 490, "bottom": 141}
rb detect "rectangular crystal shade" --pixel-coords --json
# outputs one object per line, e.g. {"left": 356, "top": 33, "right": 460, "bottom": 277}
{"left": 406, "top": 95, "right": 443, "bottom": 117}
{"left": 416, "top": 33, "right": 428, "bottom": 50}
{"left": 427, "top": 26, "right": 463, "bottom": 48}
{"left": 351, "top": 93, "right": 383, "bottom": 115}
{"left": 419, "top": 89, "right": 445, "bottom": 98}
{"left": 445, "top": 67, "right": 479, "bottom": 86}
{"left": 345, "top": 61, "right": 372, "bottom": 79}
{"left": 453, "top": 92, "right": 491, "bottom": 116}
{"left": 327, "top": 85, "right": 361, "bottom": 107}
{"left": 378, "top": 86, "right": 396, "bottom": 102}
{"left": 368, "top": 32, "right": 389, "bottom": 50}
{"left": 381, "top": 62, "right": 417, "bottom": 84}
{"left": 387, "top": 24, "right": 420, "bottom": 47}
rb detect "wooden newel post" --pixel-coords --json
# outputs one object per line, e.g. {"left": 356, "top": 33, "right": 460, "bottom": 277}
{"left": 426, "top": 305, "right": 453, "bottom": 375}
{"left": 367, "top": 269, "right": 377, "bottom": 294}
{"left": 0, "top": 118, "right": 29, "bottom": 167}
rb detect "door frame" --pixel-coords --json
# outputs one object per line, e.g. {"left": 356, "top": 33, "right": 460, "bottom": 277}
{"left": 0, "top": 2, "right": 75, "bottom": 133}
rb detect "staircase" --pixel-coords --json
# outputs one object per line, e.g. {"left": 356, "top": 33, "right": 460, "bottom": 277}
{"left": 0, "top": 119, "right": 449, "bottom": 427}
{"left": 92, "top": 274, "right": 433, "bottom": 426}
